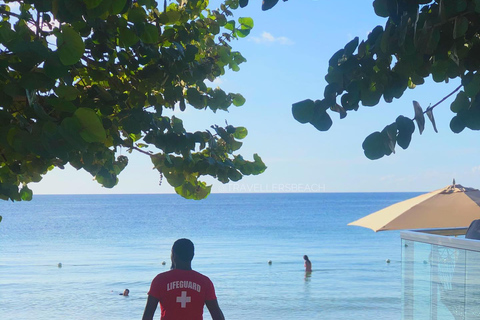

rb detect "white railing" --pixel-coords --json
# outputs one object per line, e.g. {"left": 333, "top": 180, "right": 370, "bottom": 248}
{"left": 401, "top": 229, "right": 480, "bottom": 320}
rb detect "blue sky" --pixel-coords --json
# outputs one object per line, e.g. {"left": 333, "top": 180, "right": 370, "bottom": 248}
{"left": 33, "top": 0, "right": 480, "bottom": 195}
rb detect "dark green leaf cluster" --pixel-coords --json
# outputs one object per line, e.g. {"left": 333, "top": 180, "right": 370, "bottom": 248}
{"left": 293, "top": 0, "right": 480, "bottom": 159}
{"left": 0, "top": 0, "right": 264, "bottom": 202}
{"left": 362, "top": 114, "right": 415, "bottom": 160}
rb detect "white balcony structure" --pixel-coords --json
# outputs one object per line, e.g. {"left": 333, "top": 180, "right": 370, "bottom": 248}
{"left": 401, "top": 228, "right": 480, "bottom": 320}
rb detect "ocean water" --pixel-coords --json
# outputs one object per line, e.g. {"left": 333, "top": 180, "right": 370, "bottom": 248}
{"left": 0, "top": 192, "right": 420, "bottom": 320}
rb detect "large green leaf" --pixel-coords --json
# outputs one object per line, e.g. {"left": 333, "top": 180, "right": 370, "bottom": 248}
{"left": 55, "top": 85, "right": 80, "bottom": 101}
{"left": 362, "top": 131, "right": 386, "bottom": 160}
{"left": 164, "top": 170, "right": 185, "bottom": 188}
{"left": 292, "top": 99, "right": 314, "bottom": 124}
{"left": 431, "top": 60, "right": 449, "bottom": 82}
{"left": 127, "top": 6, "right": 147, "bottom": 23}
{"left": 450, "top": 115, "right": 466, "bottom": 133}
{"left": 141, "top": 24, "right": 159, "bottom": 44}
{"left": 95, "top": 168, "right": 118, "bottom": 188}
{"left": 252, "top": 154, "right": 267, "bottom": 174}
{"left": 56, "top": 25, "right": 85, "bottom": 66}
{"left": 111, "top": 0, "right": 127, "bottom": 14}
{"left": 83, "top": 0, "right": 103, "bottom": 9}
{"left": 464, "top": 73, "right": 480, "bottom": 97}
{"left": 74, "top": 108, "right": 107, "bottom": 143}
{"left": 231, "top": 93, "right": 246, "bottom": 106}
{"left": 372, "top": 0, "right": 390, "bottom": 17}
{"left": 396, "top": 116, "right": 415, "bottom": 149}
{"left": 238, "top": 17, "right": 254, "bottom": 30}
{"left": 463, "top": 109, "right": 480, "bottom": 130}
{"left": 175, "top": 180, "right": 211, "bottom": 200}
{"left": 453, "top": 16, "right": 469, "bottom": 39}
{"left": 262, "top": 0, "right": 279, "bottom": 11}
{"left": 119, "top": 26, "right": 139, "bottom": 47}
{"left": 20, "top": 185, "right": 33, "bottom": 201}
{"left": 224, "top": 20, "right": 235, "bottom": 31}
{"left": 475, "top": 0, "right": 480, "bottom": 13}
{"left": 47, "top": 97, "right": 77, "bottom": 113}
{"left": 59, "top": 116, "right": 86, "bottom": 148}
{"left": 344, "top": 37, "right": 359, "bottom": 57}
{"left": 233, "top": 127, "right": 248, "bottom": 139}
{"left": 381, "top": 122, "right": 397, "bottom": 155}
{"left": 309, "top": 109, "right": 332, "bottom": 131}
{"left": 44, "top": 53, "right": 69, "bottom": 79}
{"left": 236, "top": 29, "right": 250, "bottom": 38}
{"left": 360, "top": 81, "right": 383, "bottom": 106}
{"left": 187, "top": 88, "right": 207, "bottom": 109}
{"left": 19, "top": 71, "right": 54, "bottom": 90}
{"left": 451, "top": 91, "right": 470, "bottom": 113}
{"left": 171, "top": 117, "right": 184, "bottom": 134}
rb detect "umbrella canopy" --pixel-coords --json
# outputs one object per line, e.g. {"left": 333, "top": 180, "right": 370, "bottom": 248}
{"left": 349, "top": 182, "right": 480, "bottom": 232}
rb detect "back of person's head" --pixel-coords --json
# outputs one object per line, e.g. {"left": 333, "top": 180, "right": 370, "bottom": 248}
{"left": 172, "top": 238, "right": 195, "bottom": 262}
{"left": 303, "top": 255, "right": 309, "bottom": 261}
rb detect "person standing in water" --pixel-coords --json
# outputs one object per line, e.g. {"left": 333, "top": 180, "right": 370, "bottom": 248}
{"left": 142, "top": 238, "right": 225, "bottom": 320}
{"left": 303, "top": 255, "right": 312, "bottom": 273}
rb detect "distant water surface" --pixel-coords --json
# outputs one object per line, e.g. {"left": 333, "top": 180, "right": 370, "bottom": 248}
{"left": 0, "top": 193, "right": 419, "bottom": 320}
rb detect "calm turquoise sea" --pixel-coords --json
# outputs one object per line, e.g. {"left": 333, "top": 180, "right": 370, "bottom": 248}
{"left": 0, "top": 193, "right": 420, "bottom": 320}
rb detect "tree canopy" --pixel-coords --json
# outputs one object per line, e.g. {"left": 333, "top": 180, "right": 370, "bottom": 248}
{"left": 0, "top": 0, "right": 266, "bottom": 205}
{"left": 287, "top": 0, "right": 480, "bottom": 160}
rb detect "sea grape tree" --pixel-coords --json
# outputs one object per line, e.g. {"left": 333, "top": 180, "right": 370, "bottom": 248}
{"left": 286, "top": 0, "right": 480, "bottom": 160}
{"left": 0, "top": 0, "right": 266, "bottom": 204}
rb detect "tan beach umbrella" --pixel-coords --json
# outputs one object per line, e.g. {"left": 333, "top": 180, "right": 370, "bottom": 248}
{"left": 349, "top": 181, "right": 480, "bottom": 232}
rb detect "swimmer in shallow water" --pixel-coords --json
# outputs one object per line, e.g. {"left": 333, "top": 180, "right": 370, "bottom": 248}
{"left": 303, "top": 255, "right": 312, "bottom": 273}
{"left": 120, "top": 289, "right": 129, "bottom": 296}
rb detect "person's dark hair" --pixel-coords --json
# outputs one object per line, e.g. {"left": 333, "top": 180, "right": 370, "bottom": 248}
{"left": 172, "top": 238, "right": 195, "bottom": 262}
{"left": 303, "top": 255, "right": 310, "bottom": 262}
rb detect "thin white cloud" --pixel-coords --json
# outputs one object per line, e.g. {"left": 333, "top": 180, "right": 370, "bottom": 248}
{"left": 249, "top": 31, "right": 294, "bottom": 45}
{"left": 380, "top": 174, "right": 396, "bottom": 181}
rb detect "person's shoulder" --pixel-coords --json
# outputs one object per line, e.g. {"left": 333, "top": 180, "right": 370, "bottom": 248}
{"left": 153, "top": 269, "right": 175, "bottom": 280}
{"left": 189, "top": 269, "right": 205, "bottom": 276}
{"left": 190, "top": 270, "right": 213, "bottom": 282}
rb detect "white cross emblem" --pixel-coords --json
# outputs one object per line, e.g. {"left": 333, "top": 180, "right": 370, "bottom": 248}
{"left": 176, "top": 291, "right": 191, "bottom": 308}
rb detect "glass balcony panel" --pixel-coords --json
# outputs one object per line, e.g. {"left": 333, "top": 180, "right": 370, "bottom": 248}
{"left": 465, "top": 250, "right": 480, "bottom": 319}
{"left": 401, "top": 231, "right": 480, "bottom": 320}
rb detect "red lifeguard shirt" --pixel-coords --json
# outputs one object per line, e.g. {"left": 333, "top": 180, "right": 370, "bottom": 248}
{"left": 148, "top": 269, "right": 217, "bottom": 320}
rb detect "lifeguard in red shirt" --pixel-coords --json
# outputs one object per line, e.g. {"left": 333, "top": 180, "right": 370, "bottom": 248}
{"left": 142, "top": 239, "right": 225, "bottom": 320}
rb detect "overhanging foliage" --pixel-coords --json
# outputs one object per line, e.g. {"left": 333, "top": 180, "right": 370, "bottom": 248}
{"left": 0, "top": 0, "right": 266, "bottom": 205}
{"left": 289, "top": 0, "right": 480, "bottom": 160}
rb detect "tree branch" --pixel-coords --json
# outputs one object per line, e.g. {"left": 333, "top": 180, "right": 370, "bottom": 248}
{"left": 0, "top": 8, "right": 21, "bottom": 19}
{"left": 130, "top": 146, "right": 153, "bottom": 156}
{"left": 425, "top": 83, "right": 462, "bottom": 113}
{"left": 35, "top": 10, "right": 40, "bottom": 38}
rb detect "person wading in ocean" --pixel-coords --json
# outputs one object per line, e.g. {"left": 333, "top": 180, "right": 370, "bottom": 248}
{"left": 142, "top": 238, "right": 225, "bottom": 320}
{"left": 304, "top": 255, "right": 312, "bottom": 273}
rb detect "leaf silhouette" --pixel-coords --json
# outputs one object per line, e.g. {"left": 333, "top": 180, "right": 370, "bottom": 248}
{"left": 262, "top": 0, "right": 279, "bottom": 11}
{"left": 426, "top": 107, "right": 438, "bottom": 133}
{"left": 413, "top": 101, "right": 425, "bottom": 134}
